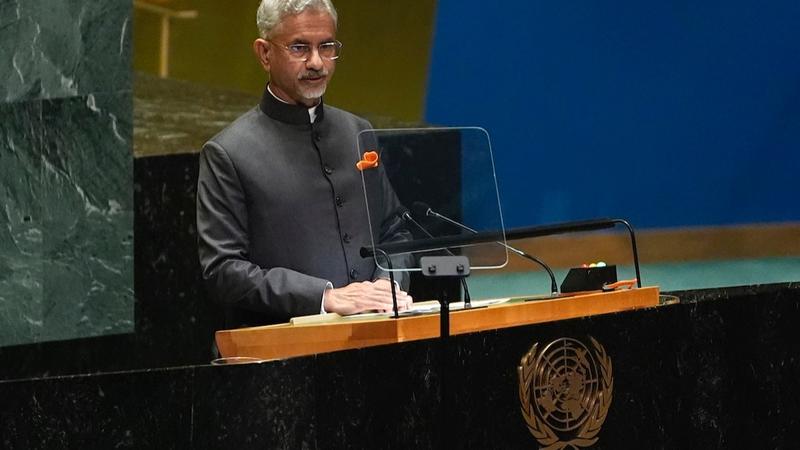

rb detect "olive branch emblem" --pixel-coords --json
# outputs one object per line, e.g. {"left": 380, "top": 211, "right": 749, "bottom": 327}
{"left": 517, "top": 337, "right": 613, "bottom": 449}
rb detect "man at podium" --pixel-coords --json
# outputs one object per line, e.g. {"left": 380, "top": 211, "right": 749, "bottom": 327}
{"left": 196, "top": 0, "right": 411, "bottom": 328}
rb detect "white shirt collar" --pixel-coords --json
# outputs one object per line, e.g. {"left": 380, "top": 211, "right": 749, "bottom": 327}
{"left": 267, "top": 84, "right": 319, "bottom": 123}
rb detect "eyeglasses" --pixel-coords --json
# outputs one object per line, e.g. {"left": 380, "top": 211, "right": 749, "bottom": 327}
{"left": 271, "top": 40, "right": 343, "bottom": 62}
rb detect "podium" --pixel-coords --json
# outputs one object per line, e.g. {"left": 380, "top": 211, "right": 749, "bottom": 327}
{"left": 216, "top": 287, "right": 660, "bottom": 361}
{"left": 5, "top": 283, "right": 800, "bottom": 449}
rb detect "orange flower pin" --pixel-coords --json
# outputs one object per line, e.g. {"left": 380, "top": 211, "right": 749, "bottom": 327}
{"left": 356, "top": 150, "right": 379, "bottom": 171}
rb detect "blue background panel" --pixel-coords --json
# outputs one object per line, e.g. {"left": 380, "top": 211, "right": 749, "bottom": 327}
{"left": 426, "top": 1, "right": 800, "bottom": 228}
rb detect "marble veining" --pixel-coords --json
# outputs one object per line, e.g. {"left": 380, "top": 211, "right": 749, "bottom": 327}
{"left": 0, "top": 93, "right": 134, "bottom": 346}
{"left": 0, "top": 101, "right": 43, "bottom": 346}
{"left": 0, "top": 0, "right": 133, "bottom": 347}
{"left": 0, "top": 0, "right": 131, "bottom": 103}
{"left": 38, "top": 93, "right": 134, "bottom": 343}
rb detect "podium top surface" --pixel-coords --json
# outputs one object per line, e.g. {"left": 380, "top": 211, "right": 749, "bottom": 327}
{"left": 216, "top": 287, "right": 660, "bottom": 362}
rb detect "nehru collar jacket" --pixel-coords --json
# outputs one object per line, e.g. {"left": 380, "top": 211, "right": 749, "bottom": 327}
{"left": 197, "top": 86, "right": 408, "bottom": 327}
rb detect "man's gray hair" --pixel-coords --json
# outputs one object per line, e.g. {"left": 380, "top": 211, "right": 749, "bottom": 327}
{"left": 256, "top": 0, "right": 338, "bottom": 39}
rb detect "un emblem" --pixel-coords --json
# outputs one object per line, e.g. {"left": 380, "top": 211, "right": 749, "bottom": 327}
{"left": 517, "top": 337, "right": 613, "bottom": 449}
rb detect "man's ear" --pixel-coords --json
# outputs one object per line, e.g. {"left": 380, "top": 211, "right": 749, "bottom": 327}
{"left": 253, "top": 38, "right": 271, "bottom": 72}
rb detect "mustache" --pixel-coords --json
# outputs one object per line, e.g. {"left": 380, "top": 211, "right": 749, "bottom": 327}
{"left": 298, "top": 69, "right": 329, "bottom": 80}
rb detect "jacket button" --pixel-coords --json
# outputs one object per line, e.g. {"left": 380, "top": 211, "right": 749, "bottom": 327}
{"left": 335, "top": 196, "right": 344, "bottom": 207}
{"left": 343, "top": 233, "right": 351, "bottom": 243}
{"left": 324, "top": 166, "right": 333, "bottom": 175}
{"left": 349, "top": 268, "right": 359, "bottom": 280}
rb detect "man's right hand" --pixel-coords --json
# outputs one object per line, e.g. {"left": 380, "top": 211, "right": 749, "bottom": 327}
{"left": 323, "top": 279, "right": 413, "bottom": 316}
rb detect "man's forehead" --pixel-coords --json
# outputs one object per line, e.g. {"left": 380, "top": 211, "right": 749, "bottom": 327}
{"left": 273, "top": 9, "right": 336, "bottom": 40}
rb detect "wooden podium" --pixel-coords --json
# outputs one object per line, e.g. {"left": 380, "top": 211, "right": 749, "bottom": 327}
{"left": 216, "top": 287, "right": 660, "bottom": 361}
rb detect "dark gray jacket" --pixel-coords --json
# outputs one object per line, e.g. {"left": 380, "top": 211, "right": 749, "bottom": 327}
{"left": 197, "top": 89, "right": 408, "bottom": 327}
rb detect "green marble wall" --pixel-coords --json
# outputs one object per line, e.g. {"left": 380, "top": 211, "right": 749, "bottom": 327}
{"left": 0, "top": 0, "right": 133, "bottom": 346}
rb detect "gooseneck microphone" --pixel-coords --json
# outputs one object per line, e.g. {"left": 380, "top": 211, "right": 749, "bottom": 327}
{"left": 400, "top": 210, "right": 473, "bottom": 307}
{"left": 411, "top": 202, "right": 559, "bottom": 296}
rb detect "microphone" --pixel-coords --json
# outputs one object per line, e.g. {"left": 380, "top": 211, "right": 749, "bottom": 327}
{"left": 411, "top": 202, "right": 559, "bottom": 295}
{"left": 400, "top": 208, "right": 473, "bottom": 307}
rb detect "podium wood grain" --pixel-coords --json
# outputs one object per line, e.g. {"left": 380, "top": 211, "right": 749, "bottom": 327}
{"left": 215, "top": 287, "right": 660, "bottom": 361}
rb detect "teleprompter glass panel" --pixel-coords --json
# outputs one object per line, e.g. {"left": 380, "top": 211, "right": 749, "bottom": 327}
{"left": 357, "top": 127, "right": 508, "bottom": 272}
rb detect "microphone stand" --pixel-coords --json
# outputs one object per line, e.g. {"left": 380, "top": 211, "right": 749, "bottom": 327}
{"left": 402, "top": 212, "right": 474, "bottom": 308}
{"left": 366, "top": 217, "right": 644, "bottom": 293}
{"left": 417, "top": 254, "right": 469, "bottom": 450}
{"left": 611, "top": 219, "right": 642, "bottom": 288}
{"left": 424, "top": 208, "right": 559, "bottom": 296}
{"left": 373, "top": 248, "right": 399, "bottom": 319}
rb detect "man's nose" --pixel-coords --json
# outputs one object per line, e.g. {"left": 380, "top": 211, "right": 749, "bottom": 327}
{"left": 305, "top": 48, "right": 324, "bottom": 70}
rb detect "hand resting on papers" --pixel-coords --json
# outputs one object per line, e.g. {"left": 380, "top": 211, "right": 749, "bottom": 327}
{"left": 323, "top": 279, "right": 412, "bottom": 316}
